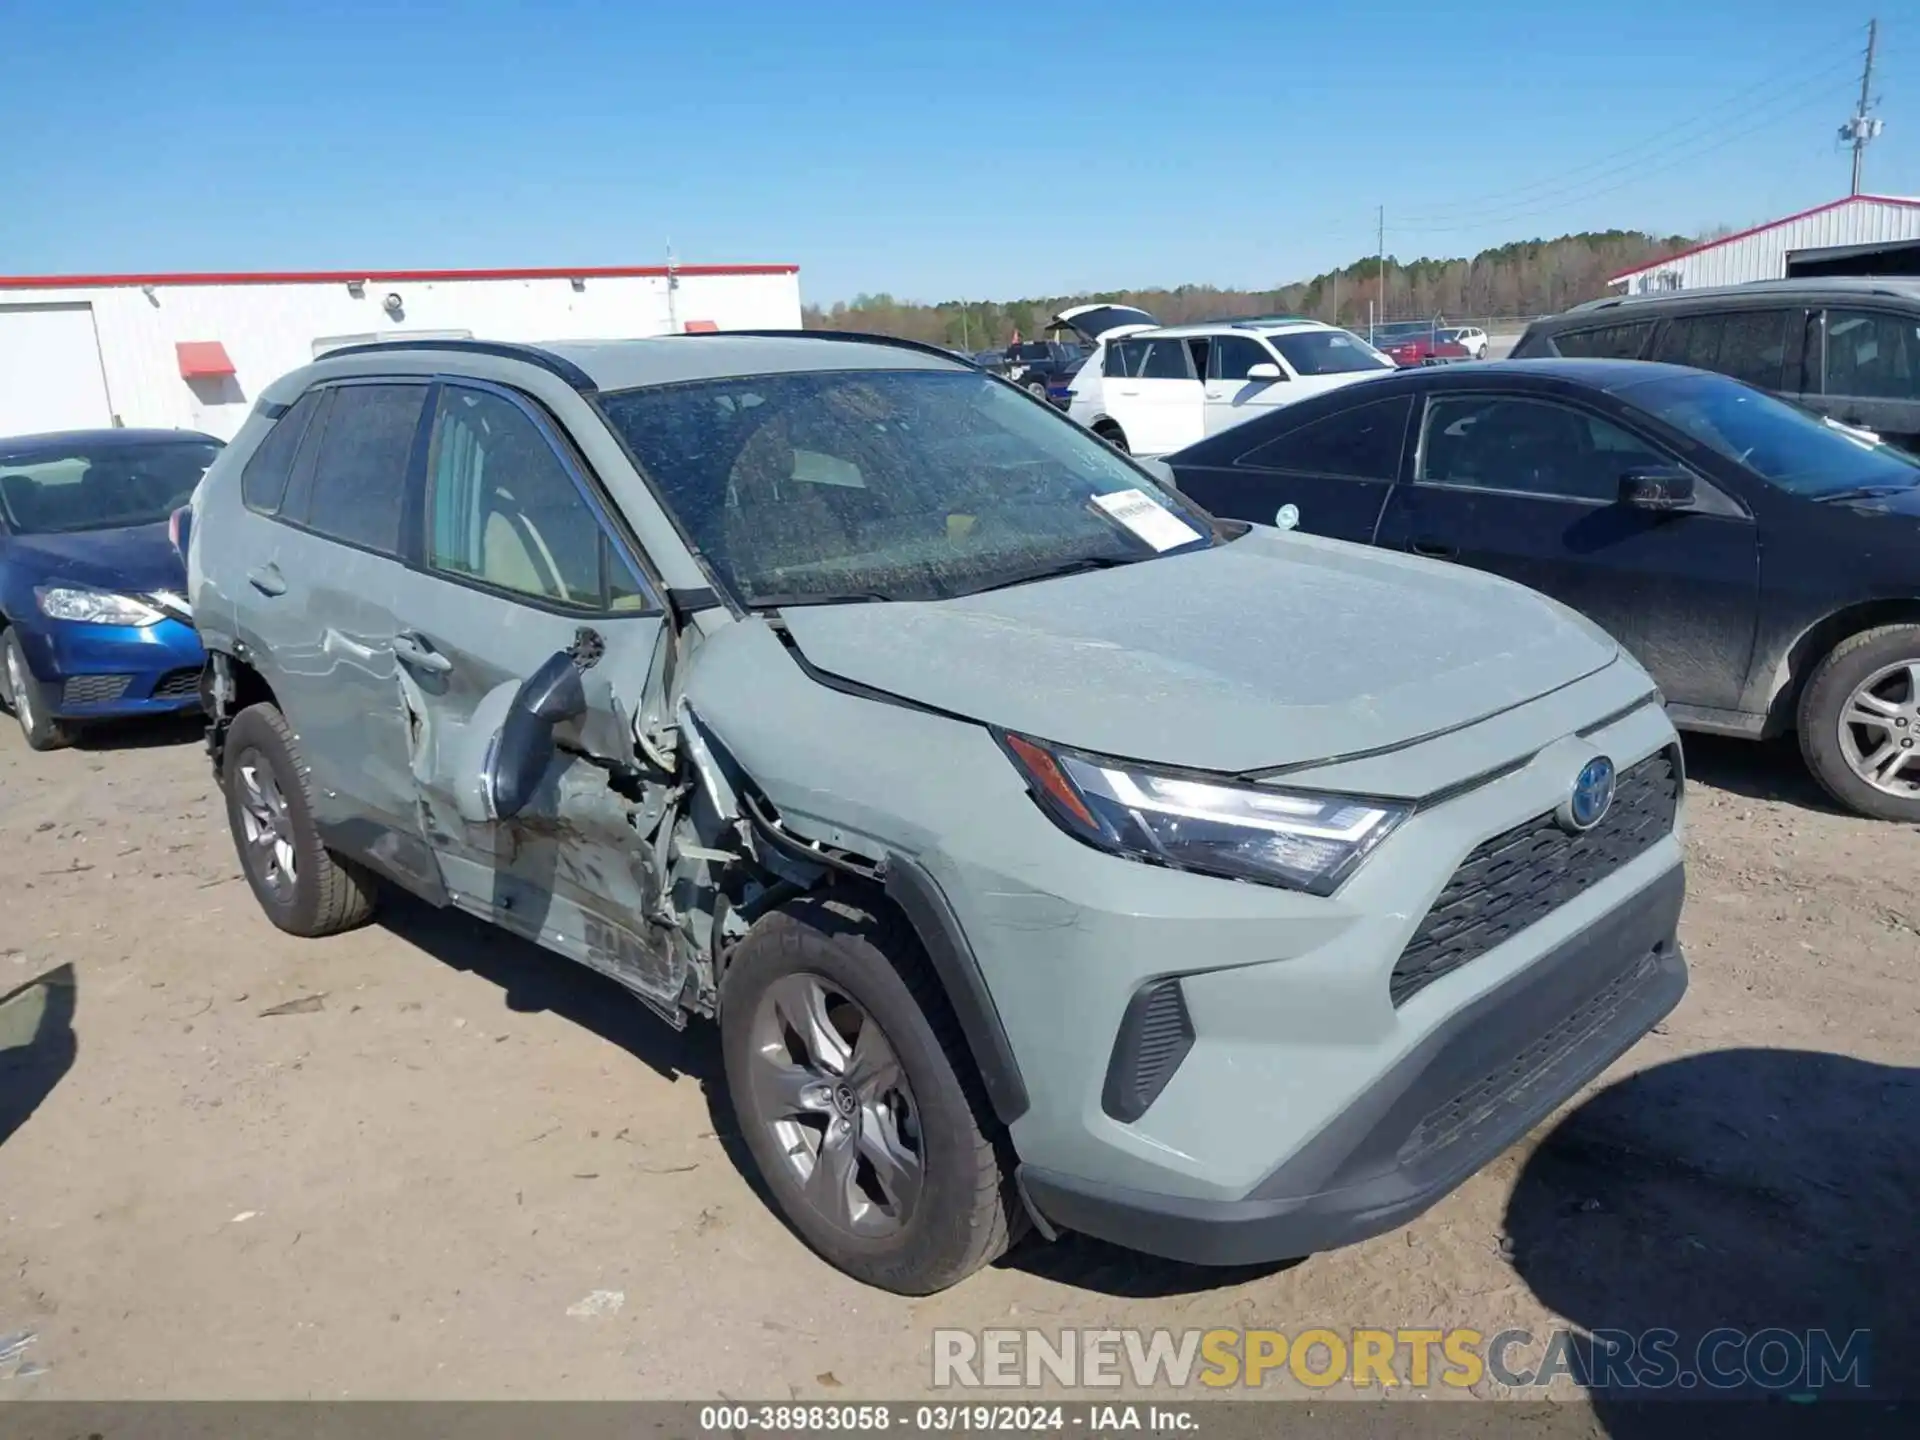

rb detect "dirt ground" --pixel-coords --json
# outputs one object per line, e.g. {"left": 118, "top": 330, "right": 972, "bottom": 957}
{"left": 0, "top": 715, "right": 1913, "bottom": 1405}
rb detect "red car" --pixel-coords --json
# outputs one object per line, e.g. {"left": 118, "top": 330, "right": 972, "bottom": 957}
{"left": 1372, "top": 322, "right": 1470, "bottom": 367}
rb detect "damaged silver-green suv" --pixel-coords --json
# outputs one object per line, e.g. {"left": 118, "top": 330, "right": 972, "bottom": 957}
{"left": 186, "top": 334, "right": 1687, "bottom": 1293}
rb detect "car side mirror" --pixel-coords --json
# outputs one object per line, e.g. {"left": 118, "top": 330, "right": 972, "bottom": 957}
{"left": 1135, "top": 457, "right": 1179, "bottom": 491}
{"left": 486, "top": 649, "right": 588, "bottom": 820}
{"left": 1244, "top": 362, "right": 1283, "bottom": 381}
{"left": 1618, "top": 467, "right": 1696, "bottom": 512}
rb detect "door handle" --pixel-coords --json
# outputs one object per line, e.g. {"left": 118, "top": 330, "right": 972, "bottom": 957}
{"left": 1116, "top": 387, "right": 1140, "bottom": 396}
{"left": 246, "top": 564, "right": 287, "bottom": 597}
{"left": 391, "top": 632, "right": 452, "bottom": 674}
{"left": 1409, "top": 538, "right": 1458, "bottom": 559}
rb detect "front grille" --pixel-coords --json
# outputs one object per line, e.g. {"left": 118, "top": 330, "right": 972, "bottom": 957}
{"left": 62, "top": 674, "right": 131, "bottom": 706}
{"left": 1390, "top": 751, "right": 1680, "bottom": 1007}
{"left": 151, "top": 667, "right": 203, "bottom": 700}
{"left": 1101, "top": 978, "right": 1196, "bottom": 1122}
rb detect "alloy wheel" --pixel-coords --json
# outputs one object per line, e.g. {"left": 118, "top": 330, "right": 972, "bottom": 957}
{"left": 746, "top": 972, "right": 924, "bottom": 1237}
{"left": 5, "top": 643, "right": 34, "bottom": 736}
{"left": 1837, "top": 660, "right": 1920, "bottom": 798}
{"left": 235, "top": 748, "right": 298, "bottom": 900}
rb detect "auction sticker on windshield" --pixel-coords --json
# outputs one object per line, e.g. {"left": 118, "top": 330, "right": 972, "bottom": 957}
{"left": 1092, "top": 488, "right": 1202, "bottom": 552}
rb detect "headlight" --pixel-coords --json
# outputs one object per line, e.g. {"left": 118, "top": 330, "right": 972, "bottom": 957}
{"left": 35, "top": 586, "right": 165, "bottom": 627}
{"left": 1003, "top": 733, "right": 1408, "bottom": 895}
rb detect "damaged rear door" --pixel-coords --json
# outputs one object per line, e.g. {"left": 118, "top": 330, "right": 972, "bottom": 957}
{"left": 385, "top": 379, "right": 683, "bottom": 1009}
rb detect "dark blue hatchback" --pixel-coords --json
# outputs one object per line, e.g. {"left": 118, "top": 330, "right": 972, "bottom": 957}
{"left": 0, "top": 428, "right": 220, "bottom": 750}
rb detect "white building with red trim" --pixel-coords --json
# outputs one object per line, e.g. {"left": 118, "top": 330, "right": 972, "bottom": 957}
{"left": 0, "top": 262, "right": 802, "bottom": 440}
{"left": 1607, "top": 194, "right": 1920, "bottom": 296}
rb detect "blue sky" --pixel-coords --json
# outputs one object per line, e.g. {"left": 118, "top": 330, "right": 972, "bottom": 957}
{"left": 0, "top": 1, "right": 1907, "bottom": 303}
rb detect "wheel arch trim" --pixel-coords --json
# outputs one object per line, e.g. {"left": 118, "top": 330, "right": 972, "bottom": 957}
{"left": 882, "top": 856, "right": 1031, "bottom": 1127}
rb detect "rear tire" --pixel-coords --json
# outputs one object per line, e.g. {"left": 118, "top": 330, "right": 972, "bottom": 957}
{"left": 1093, "top": 422, "right": 1130, "bottom": 454}
{"left": 221, "top": 702, "right": 378, "bottom": 935}
{"left": 719, "top": 894, "right": 1021, "bottom": 1293}
{"left": 1797, "top": 623, "right": 1920, "bottom": 821}
{"left": 1, "top": 630, "right": 72, "bottom": 752}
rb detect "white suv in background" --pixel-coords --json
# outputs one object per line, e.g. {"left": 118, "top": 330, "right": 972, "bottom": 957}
{"left": 1057, "top": 306, "right": 1396, "bottom": 455}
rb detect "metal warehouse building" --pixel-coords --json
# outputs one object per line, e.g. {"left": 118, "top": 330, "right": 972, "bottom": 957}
{"left": 0, "top": 262, "right": 802, "bottom": 440}
{"left": 1609, "top": 194, "right": 1920, "bottom": 294}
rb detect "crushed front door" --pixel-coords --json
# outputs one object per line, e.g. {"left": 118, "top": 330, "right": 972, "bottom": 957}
{"left": 385, "top": 379, "right": 685, "bottom": 1010}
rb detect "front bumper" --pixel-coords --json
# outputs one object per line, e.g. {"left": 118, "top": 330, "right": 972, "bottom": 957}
{"left": 11, "top": 617, "right": 205, "bottom": 720}
{"left": 1019, "top": 864, "right": 1686, "bottom": 1264}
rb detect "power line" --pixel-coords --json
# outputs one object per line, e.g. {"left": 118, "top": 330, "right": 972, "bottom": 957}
{"left": 1393, "top": 37, "right": 1864, "bottom": 224}
{"left": 1394, "top": 84, "right": 1847, "bottom": 237}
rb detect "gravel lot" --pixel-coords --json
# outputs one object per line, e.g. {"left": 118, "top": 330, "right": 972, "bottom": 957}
{"left": 0, "top": 715, "right": 1913, "bottom": 1404}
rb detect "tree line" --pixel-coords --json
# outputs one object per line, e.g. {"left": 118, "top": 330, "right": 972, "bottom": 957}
{"left": 803, "top": 229, "right": 1698, "bottom": 349}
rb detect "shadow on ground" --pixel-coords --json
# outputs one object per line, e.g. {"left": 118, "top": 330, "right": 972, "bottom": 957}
{"left": 71, "top": 712, "right": 206, "bottom": 753}
{"left": 1506, "top": 1047, "right": 1917, "bottom": 1429}
{"left": 376, "top": 892, "right": 1282, "bottom": 1299}
{"left": 0, "top": 964, "right": 77, "bottom": 1150}
{"left": 1678, "top": 733, "right": 1848, "bottom": 816}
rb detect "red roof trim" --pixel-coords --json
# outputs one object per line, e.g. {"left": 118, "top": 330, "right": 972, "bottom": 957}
{"left": 0, "top": 263, "right": 799, "bottom": 291}
{"left": 1607, "top": 195, "right": 1920, "bottom": 282}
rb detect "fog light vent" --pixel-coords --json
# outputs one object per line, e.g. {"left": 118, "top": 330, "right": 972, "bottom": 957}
{"left": 1101, "top": 978, "right": 1195, "bottom": 1123}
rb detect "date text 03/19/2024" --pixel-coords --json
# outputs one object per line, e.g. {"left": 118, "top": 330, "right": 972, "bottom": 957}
{"left": 697, "top": 1403, "right": 1196, "bottom": 1432}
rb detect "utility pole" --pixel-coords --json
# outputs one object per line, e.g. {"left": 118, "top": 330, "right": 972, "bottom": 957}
{"left": 1843, "top": 19, "right": 1883, "bottom": 195}
{"left": 1376, "top": 204, "right": 1387, "bottom": 338}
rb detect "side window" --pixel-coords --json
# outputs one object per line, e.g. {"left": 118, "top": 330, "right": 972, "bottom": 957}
{"left": 299, "top": 383, "right": 426, "bottom": 556}
{"left": 1822, "top": 309, "right": 1920, "bottom": 400}
{"left": 1209, "top": 336, "right": 1277, "bottom": 381}
{"left": 1105, "top": 340, "right": 1143, "bottom": 378}
{"left": 240, "top": 390, "right": 322, "bottom": 514}
{"left": 426, "top": 385, "right": 634, "bottom": 610}
{"left": 1236, "top": 395, "right": 1412, "bottom": 480}
{"left": 1653, "top": 310, "right": 1791, "bottom": 390}
{"left": 1136, "top": 338, "right": 1196, "bottom": 381}
{"left": 1418, "top": 395, "right": 1666, "bottom": 503}
{"left": 1550, "top": 322, "right": 1654, "bottom": 359}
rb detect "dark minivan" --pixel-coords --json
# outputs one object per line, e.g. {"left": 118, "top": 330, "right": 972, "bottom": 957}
{"left": 1513, "top": 278, "right": 1920, "bottom": 453}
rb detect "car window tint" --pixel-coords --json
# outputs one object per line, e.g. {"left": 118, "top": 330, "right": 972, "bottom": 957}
{"left": 241, "top": 390, "right": 321, "bottom": 514}
{"left": 1105, "top": 340, "right": 1143, "bottom": 378}
{"left": 426, "top": 385, "right": 609, "bottom": 609}
{"left": 1136, "top": 339, "right": 1196, "bottom": 381}
{"left": 300, "top": 384, "right": 425, "bottom": 556}
{"left": 1419, "top": 395, "right": 1665, "bottom": 502}
{"left": 1823, "top": 309, "right": 1920, "bottom": 400}
{"left": 1652, "top": 310, "right": 1791, "bottom": 390}
{"left": 1236, "top": 395, "right": 1411, "bottom": 480}
{"left": 1550, "top": 322, "right": 1654, "bottom": 359}
{"left": 1208, "top": 336, "right": 1275, "bottom": 381}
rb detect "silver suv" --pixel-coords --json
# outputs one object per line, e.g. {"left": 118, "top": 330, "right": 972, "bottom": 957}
{"left": 186, "top": 335, "right": 1688, "bottom": 1293}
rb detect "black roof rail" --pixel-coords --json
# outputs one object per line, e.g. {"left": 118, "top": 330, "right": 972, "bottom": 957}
{"left": 316, "top": 338, "right": 599, "bottom": 392}
{"left": 688, "top": 328, "right": 978, "bottom": 366}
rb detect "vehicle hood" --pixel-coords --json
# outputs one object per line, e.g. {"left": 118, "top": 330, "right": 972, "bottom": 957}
{"left": 2, "top": 522, "right": 186, "bottom": 595}
{"left": 779, "top": 527, "right": 1620, "bottom": 774}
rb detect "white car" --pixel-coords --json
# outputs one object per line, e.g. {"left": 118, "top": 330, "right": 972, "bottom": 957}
{"left": 1057, "top": 306, "right": 1397, "bottom": 455}
{"left": 1443, "top": 325, "right": 1490, "bottom": 359}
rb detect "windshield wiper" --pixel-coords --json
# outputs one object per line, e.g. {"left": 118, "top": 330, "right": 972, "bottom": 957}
{"left": 742, "top": 589, "right": 898, "bottom": 610}
{"left": 951, "top": 553, "right": 1142, "bottom": 598}
{"left": 1812, "top": 485, "right": 1916, "bottom": 503}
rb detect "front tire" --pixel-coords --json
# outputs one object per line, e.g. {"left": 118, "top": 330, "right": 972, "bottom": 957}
{"left": 1, "top": 630, "right": 72, "bottom": 752}
{"left": 719, "top": 895, "right": 1020, "bottom": 1293}
{"left": 1797, "top": 624, "right": 1920, "bottom": 821}
{"left": 222, "top": 702, "right": 378, "bottom": 935}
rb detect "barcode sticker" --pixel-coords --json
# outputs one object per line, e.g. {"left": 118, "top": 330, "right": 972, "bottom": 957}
{"left": 1091, "top": 488, "right": 1203, "bottom": 552}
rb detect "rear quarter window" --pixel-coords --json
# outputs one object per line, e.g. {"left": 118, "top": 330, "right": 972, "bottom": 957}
{"left": 1548, "top": 321, "right": 1655, "bottom": 360}
{"left": 240, "top": 390, "right": 322, "bottom": 514}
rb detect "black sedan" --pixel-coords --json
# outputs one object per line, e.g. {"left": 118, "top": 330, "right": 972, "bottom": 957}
{"left": 1166, "top": 358, "right": 1920, "bottom": 821}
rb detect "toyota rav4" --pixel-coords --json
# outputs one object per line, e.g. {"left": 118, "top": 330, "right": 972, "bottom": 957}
{"left": 185, "top": 333, "right": 1687, "bottom": 1293}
